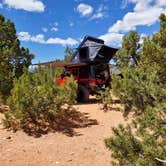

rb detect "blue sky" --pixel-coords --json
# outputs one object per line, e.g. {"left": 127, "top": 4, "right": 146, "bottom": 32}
{"left": 0, "top": 0, "right": 166, "bottom": 63}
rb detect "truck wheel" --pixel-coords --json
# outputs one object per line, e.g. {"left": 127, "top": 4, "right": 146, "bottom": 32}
{"left": 77, "top": 85, "right": 89, "bottom": 102}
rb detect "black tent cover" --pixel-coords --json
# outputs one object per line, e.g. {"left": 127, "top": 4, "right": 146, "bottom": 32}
{"left": 71, "top": 36, "right": 118, "bottom": 63}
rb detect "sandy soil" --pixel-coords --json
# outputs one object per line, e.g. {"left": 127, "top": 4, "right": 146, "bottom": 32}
{"left": 0, "top": 102, "right": 130, "bottom": 166}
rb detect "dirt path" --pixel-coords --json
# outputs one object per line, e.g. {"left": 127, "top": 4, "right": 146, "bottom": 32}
{"left": 0, "top": 103, "right": 129, "bottom": 166}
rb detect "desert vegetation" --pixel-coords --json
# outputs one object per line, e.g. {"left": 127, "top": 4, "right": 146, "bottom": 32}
{"left": 0, "top": 13, "right": 78, "bottom": 135}
{"left": 104, "top": 14, "right": 166, "bottom": 165}
{"left": 0, "top": 12, "right": 165, "bottom": 166}
{"left": 3, "top": 68, "right": 77, "bottom": 131}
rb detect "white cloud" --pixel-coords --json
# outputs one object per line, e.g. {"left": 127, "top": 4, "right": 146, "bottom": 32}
{"left": 98, "top": 0, "right": 166, "bottom": 48}
{"left": 109, "top": 7, "right": 165, "bottom": 33}
{"left": 121, "top": 0, "right": 128, "bottom": 9}
{"left": 0, "top": 3, "right": 3, "bottom": 8}
{"left": 18, "top": 32, "right": 45, "bottom": 43}
{"left": 31, "top": 34, "right": 45, "bottom": 43}
{"left": 3, "top": 0, "right": 45, "bottom": 12}
{"left": 156, "top": 0, "right": 166, "bottom": 7}
{"left": 77, "top": 3, "right": 93, "bottom": 16}
{"left": 49, "top": 22, "right": 59, "bottom": 32}
{"left": 18, "top": 32, "right": 31, "bottom": 41}
{"left": 69, "top": 22, "right": 74, "bottom": 27}
{"left": 128, "top": 0, "right": 166, "bottom": 9}
{"left": 47, "top": 37, "right": 78, "bottom": 46}
{"left": 130, "top": 0, "right": 153, "bottom": 12}
{"left": 121, "top": 0, "right": 154, "bottom": 10}
{"left": 42, "top": 27, "right": 48, "bottom": 33}
{"left": 18, "top": 31, "right": 78, "bottom": 46}
{"left": 51, "top": 27, "right": 58, "bottom": 32}
{"left": 139, "top": 33, "right": 147, "bottom": 44}
{"left": 108, "top": 0, "right": 166, "bottom": 33}
{"left": 90, "top": 4, "right": 108, "bottom": 20}
{"left": 76, "top": 3, "right": 107, "bottom": 20}
{"left": 53, "top": 22, "right": 59, "bottom": 26}
{"left": 90, "top": 12, "right": 104, "bottom": 20}
{"left": 99, "top": 33, "right": 123, "bottom": 47}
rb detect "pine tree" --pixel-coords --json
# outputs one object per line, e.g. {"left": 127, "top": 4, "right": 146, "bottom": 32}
{"left": 113, "top": 31, "right": 140, "bottom": 67}
{"left": 105, "top": 14, "right": 166, "bottom": 165}
{"left": 0, "top": 14, "right": 34, "bottom": 99}
{"left": 64, "top": 46, "right": 74, "bottom": 62}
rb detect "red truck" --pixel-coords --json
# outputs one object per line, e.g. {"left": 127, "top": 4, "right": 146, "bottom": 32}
{"left": 57, "top": 36, "right": 118, "bottom": 102}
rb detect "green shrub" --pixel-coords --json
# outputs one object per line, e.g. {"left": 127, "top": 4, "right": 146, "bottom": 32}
{"left": 3, "top": 68, "right": 77, "bottom": 130}
{"left": 96, "top": 87, "right": 113, "bottom": 111}
{"left": 0, "top": 93, "right": 3, "bottom": 105}
{"left": 105, "top": 14, "right": 166, "bottom": 166}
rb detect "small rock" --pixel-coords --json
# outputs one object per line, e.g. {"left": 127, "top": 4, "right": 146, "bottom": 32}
{"left": 68, "top": 159, "right": 72, "bottom": 162}
{"left": 3, "top": 136, "right": 11, "bottom": 140}
{"left": 55, "top": 161, "right": 59, "bottom": 164}
{"left": 70, "top": 152, "right": 75, "bottom": 155}
{"left": 37, "top": 149, "right": 41, "bottom": 154}
{"left": 6, "top": 149, "right": 11, "bottom": 152}
{"left": 6, "top": 136, "right": 11, "bottom": 140}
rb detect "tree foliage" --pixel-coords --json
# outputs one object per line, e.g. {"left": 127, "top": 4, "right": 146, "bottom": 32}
{"left": 105, "top": 14, "right": 166, "bottom": 165}
{"left": 64, "top": 46, "right": 74, "bottom": 62}
{"left": 3, "top": 67, "right": 77, "bottom": 130}
{"left": 0, "top": 14, "right": 34, "bottom": 98}
{"left": 114, "top": 31, "right": 140, "bottom": 67}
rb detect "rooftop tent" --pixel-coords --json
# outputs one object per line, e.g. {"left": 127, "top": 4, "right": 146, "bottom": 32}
{"left": 71, "top": 36, "right": 118, "bottom": 63}
{"left": 94, "top": 45, "right": 117, "bottom": 63}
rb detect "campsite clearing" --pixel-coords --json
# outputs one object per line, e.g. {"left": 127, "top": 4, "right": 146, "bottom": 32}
{"left": 0, "top": 102, "right": 131, "bottom": 166}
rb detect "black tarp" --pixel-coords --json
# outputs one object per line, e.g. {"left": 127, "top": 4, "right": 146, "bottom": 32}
{"left": 71, "top": 36, "right": 118, "bottom": 63}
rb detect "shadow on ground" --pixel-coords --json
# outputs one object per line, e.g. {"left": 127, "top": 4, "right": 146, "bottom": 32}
{"left": 22, "top": 110, "right": 98, "bottom": 138}
{"left": 76, "top": 98, "right": 99, "bottom": 105}
{"left": 77, "top": 98, "right": 121, "bottom": 105}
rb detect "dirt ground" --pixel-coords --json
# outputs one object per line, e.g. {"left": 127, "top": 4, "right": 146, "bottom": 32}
{"left": 0, "top": 102, "right": 130, "bottom": 166}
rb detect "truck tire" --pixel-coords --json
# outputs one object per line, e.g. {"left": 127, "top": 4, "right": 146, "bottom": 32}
{"left": 77, "top": 85, "right": 89, "bottom": 102}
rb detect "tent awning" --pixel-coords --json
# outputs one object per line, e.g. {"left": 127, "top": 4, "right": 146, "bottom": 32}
{"left": 33, "top": 61, "right": 87, "bottom": 67}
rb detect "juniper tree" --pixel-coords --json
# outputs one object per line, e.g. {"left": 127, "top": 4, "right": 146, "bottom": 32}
{"left": 0, "top": 14, "right": 34, "bottom": 98}
{"left": 105, "top": 14, "right": 166, "bottom": 165}
{"left": 113, "top": 31, "right": 140, "bottom": 67}
{"left": 64, "top": 46, "right": 74, "bottom": 62}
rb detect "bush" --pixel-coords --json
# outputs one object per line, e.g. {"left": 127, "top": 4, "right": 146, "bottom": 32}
{"left": 111, "top": 65, "right": 162, "bottom": 116}
{"left": 0, "top": 93, "right": 3, "bottom": 105}
{"left": 105, "top": 65, "right": 166, "bottom": 165}
{"left": 96, "top": 87, "right": 113, "bottom": 111}
{"left": 3, "top": 68, "right": 77, "bottom": 130}
{"left": 105, "top": 14, "right": 166, "bottom": 166}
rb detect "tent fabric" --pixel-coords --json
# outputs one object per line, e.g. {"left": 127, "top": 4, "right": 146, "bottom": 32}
{"left": 71, "top": 36, "right": 118, "bottom": 63}
{"left": 33, "top": 61, "right": 87, "bottom": 67}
